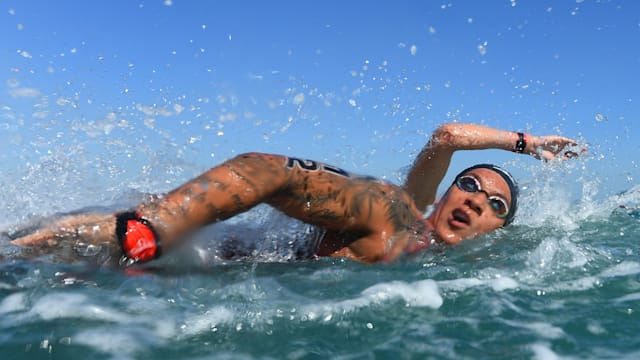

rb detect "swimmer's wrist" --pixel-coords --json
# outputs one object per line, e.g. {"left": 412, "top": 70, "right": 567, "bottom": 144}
{"left": 115, "top": 211, "right": 162, "bottom": 263}
{"left": 513, "top": 132, "right": 527, "bottom": 153}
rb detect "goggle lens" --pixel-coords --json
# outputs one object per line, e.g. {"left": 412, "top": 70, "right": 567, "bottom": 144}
{"left": 488, "top": 197, "right": 508, "bottom": 217}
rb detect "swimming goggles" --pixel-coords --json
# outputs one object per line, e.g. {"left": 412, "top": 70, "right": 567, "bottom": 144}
{"left": 455, "top": 175, "right": 510, "bottom": 219}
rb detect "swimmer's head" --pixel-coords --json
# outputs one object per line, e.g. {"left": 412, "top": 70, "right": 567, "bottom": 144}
{"left": 428, "top": 164, "right": 518, "bottom": 244}
{"left": 453, "top": 164, "right": 519, "bottom": 226}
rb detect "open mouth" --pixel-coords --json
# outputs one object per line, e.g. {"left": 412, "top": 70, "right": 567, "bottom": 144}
{"left": 451, "top": 209, "right": 471, "bottom": 226}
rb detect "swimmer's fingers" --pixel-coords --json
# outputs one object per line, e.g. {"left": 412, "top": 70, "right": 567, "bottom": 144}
{"left": 537, "top": 135, "right": 578, "bottom": 153}
{"left": 540, "top": 147, "right": 586, "bottom": 161}
{"left": 562, "top": 146, "right": 588, "bottom": 160}
{"left": 529, "top": 135, "right": 584, "bottom": 161}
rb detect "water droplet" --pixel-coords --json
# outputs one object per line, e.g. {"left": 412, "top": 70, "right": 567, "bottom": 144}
{"left": 595, "top": 113, "right": 607, "bottom": 122}
{"left": 74, "top": 242, "right": 102, "bottom": 257}
{"left": 293, "top": 93, "right": 305, "bottom": 105}
{"left": 478, "top": 43, "right": 487, "bottom": 56}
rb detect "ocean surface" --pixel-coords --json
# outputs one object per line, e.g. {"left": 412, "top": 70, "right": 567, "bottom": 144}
{"left": 1, "top": 174, "right": 640, "bottom": 360}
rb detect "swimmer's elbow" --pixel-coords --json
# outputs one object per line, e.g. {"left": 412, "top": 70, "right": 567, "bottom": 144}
{"left": 431, "top": 123, "right": 459, "bottom": 150}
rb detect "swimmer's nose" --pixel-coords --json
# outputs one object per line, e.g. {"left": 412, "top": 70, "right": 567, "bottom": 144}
{"left": 465, "top": 196, "right": 483, "bottom": 216}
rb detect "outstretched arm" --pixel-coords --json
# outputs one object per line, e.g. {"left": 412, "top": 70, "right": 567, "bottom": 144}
{"left": 404, "top": 123, "right": 580, "bottom": 211}
{"left": 11, "top": 153, "right": 295, "bottom": 256}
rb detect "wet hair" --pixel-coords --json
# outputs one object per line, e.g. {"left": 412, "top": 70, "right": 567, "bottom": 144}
{"left": 453, "top": 164, "right": 519, "bottom": 226}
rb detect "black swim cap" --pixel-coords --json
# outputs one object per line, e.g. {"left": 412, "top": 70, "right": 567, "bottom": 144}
{"left": 453, "top": 164, "right": 519, "bottom": 226}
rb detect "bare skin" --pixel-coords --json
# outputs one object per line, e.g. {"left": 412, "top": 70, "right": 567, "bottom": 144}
{"left": 10, "top": 123, "right": 582, "bottom": 263}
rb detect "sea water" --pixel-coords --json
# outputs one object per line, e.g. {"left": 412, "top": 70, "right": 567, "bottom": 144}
{"left": 1, "top": 154, "right": 640, "bottom": 360}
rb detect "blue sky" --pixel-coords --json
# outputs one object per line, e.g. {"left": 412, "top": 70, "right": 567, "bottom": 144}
{"left": 0, "top": 0, "right": 638, "bottom": 211}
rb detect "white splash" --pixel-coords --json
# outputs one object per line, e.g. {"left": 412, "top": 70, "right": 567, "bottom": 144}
{"left": 438, "top": 276, "right": 519, "bottom": 292}
{"left": 503, "top": 319, "right": 566, "bottom": 340}
{"left": 300, "top": 279, "right": 442, "bottom": 320}
{"left": 27, "top": 293, "right": 129, "bottom": 323}
{"left": 0, "top": 292, "right": 27, "bottom": 314}
{"left": 180, "top": 306, "right": 235, "bottom": 336}
{"left": 530, "top": 342, "right": 562, "bottom": 360}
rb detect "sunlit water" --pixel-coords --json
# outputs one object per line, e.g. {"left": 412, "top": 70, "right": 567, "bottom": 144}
{"left": 1, "top": 143, "right": 640, "bottom": 360}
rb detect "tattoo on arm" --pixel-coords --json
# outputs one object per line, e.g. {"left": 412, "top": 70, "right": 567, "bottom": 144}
{"left": 231, "top": 194, "right": 245, "bottom": 211}
{"left": 285, "top": 157, "right": 351, "bottom": 178}
{"left": 385, "top": 201, "right": 416, "bottom": 232}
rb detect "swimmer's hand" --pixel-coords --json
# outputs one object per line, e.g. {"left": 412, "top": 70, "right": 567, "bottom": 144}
{"left": 10, "top": 214, "right": 116, "bottom": 248}
{"left": 526, "top": 134, "right": 586, "bottom": 161}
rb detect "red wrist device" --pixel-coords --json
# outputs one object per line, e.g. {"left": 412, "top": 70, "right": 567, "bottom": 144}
{"left": 115, "top": 211, "right": 161, "bottom": 263}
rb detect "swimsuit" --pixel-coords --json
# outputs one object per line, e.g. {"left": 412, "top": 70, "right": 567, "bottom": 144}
{"left": 405, "top": 220, "right": 435, "bottom": 254}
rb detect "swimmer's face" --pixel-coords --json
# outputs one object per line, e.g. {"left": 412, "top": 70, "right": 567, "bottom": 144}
{"left": 428, "top": 168, "right": 512, "bottom": 244}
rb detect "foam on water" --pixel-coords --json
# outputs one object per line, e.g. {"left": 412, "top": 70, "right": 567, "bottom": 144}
{"left": 438, "top": 275, "right": 519, "bottom": 292}
{"left": 539, "top": 261, "right": 640, "bottom": 294}
{"left": 517, "top": 235, "right": 594, "bottom": 286}
{"left": 545, "top": 276, "right": 600, "bottom": 293}
{"left": 301, "top": 279, "right": 442, "bottom": 321}
{"left": 530, "top": 343, "right": 563, "bottom": 360}
{"left": 599, "top": 261, "right": 640, "bottom": 278}
{"left": 74, "top": 327, "right": 161, "bottom": 358}
{"left": 361, "top": 279, "right": 442, "bottom": 307}
{"left": 0, "top": 292, "right": 27, "bottom": 314}
{"left": 26, "top": 293, "right": 129, "bottom": 322}
{"left": 614, "top": 292, "right": 640, "bottom": 303}
{"left": 503, "top": 319, "right": 566, "bottom": 340}
{"left": 180, "top": 306, "right": 235, "bottom": 336}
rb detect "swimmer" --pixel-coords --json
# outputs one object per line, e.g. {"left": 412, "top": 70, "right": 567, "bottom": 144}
{"left": 10, "top": 123, "right": 582, "bottom": 263}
